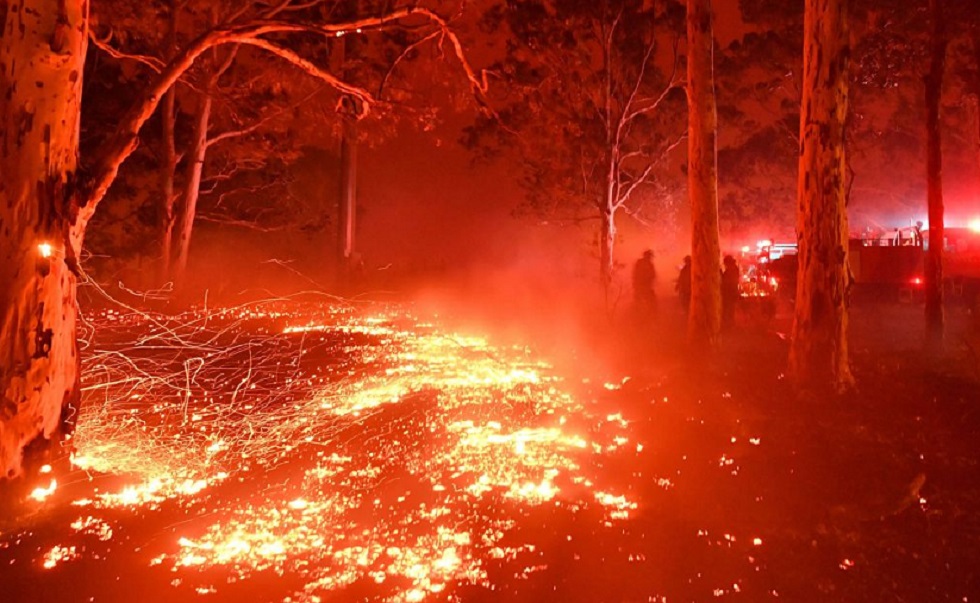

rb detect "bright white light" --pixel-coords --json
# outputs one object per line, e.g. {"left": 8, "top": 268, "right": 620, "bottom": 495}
{"left": 756, "top": 240, "right": 772, "bottom": 249}
{"left": 38, "top": 242, "right": 54, "bottom": 258}
{"left": 30, "top": 479, "right": 58, "bottom": 502}
{"left": 969, "top": 219, "right": 980, "bottom": 233}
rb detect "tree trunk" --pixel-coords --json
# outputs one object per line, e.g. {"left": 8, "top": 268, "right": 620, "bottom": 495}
{"left": 686, "top": 0, "right": 722, "bottom": 348}
{"left": 599, "top": 201, "right": 616, "bottom": 299}
{"left": 160, "top": 0, "right": 180, "bottom": 284}
{"left": 173, "top": 89, "right": 213, "bottom": 289}
{"left": 0, "top": 0, "right": 86, "bottom": 479}
{"left": 923, "top": 0, "right": 946, "bottom": 350}
{"left": 332, "top": 29, "right": 359, "bottom": 284}
{"left": 598, "top": 125, "right": 620, "bottom": 299}
{"left": 788, "top": 0, "right": 854, "bottom": 392}
{"left": 337, "top": 107, "right": 358, "bottom": 275}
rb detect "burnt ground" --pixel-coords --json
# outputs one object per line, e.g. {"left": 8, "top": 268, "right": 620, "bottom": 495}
{"left": 1, "top": 291, "right": 978, "bottom": 602}
{"left": 572, "top": 293, "right": 980, "bottom": 603}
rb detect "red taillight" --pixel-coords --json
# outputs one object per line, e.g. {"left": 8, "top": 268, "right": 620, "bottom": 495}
{"left": 911, "top": 277, "right": 923, "bottom": 286}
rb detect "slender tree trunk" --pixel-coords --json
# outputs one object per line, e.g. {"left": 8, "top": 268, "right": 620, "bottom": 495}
{"left": 332, "top": 27, "right": 359, "bottom": 283}
{"left": 789, "top": 0, "right": 854, "bottom": 391}
{"left": 160, "top": 0, "right": 180, "bottom": 283}
{"left": 338, "top": 105, "right": 358, "bottom": 273}
{"left": 173, "top": 89, "right": 213, "bottom": 288}
{"left": 600, "top": 201, "right": 616, "bottom": 298}
{"left": 0, "top": 0, "right": 87, "bottom": 480}
{"left": 924, "top": 0, "right": 946, "bottom": 350}
{"left": 686, "top": 0, "right": 722, "bottom": 348}
{"left": 598, "top": 134, "right": 619, "bottom": 298}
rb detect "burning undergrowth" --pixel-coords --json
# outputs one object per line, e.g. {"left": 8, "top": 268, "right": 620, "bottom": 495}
{"left": 3, "top": 296, "right": 648, "bottom": 602}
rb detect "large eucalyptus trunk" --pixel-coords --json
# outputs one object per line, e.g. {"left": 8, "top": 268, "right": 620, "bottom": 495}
{"left": 788, "top": 0, "right": 854, "bottom": 391}
{"left": 923, "top": 0, "right": 946, "bottom": 349}
{"left": 0, "top": 0, "right": 87, "bottom": 479}
{"left": 686, "top": 0, "right": 722, "bottom": 348}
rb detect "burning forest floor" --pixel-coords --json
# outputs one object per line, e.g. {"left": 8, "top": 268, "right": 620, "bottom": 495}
{"left": 1, "top": 290, "right": 978, "bottom": 602}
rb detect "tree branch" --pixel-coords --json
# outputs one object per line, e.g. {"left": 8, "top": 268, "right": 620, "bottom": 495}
{"left": 79, "top": 5, "right": 489, "bottom": 234}
{"left": 615, "top": 131, "right": 686, "bottom": 209}
{"left": 205, "top": 86, "right": 325, "bottom": 149}
{"left": 88, "top": 29, "right": 166, "bottom": 72}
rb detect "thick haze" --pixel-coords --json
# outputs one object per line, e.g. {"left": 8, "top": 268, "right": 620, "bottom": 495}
{"left": 93, "top": 1, "right": 979, "bottom": 317}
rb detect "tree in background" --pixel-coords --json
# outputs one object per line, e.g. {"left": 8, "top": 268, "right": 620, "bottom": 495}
{"left": 464, "top": 0, "right": 686, "bottom": 300}
{"left": 788, "top": 0, "right": 854, "bottom": 391}
{"left": 84, "top": 0, "right": 478, "bottom": 293}
{"left": 0, "top": 0, "right": 488, "bottom": 482}
{"left": 685, "top": 0, "right": 722, "bottom": 347}
{"left": 923, "top": 0, "right": 946, "bottom": 349}
{"left": 714, "top": 3, "right": 802, "bottom": 241}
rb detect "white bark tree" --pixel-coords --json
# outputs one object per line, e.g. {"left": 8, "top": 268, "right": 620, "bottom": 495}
{"left": 464, "top": 2, "right": 685, "bottom": 301}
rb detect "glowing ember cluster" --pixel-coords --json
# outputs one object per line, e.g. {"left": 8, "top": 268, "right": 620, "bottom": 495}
{"left": 13, "top": 299, "right": 640, "bottom": 601}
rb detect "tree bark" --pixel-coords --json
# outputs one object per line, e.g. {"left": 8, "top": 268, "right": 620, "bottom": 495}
{"left": 686, "top": 0, "right": 722, "bottom": 348}
{"left": 0, "top": 0, "right": 86, "bottom": 479}
{"left": 923, "top": 0, "right": 946, "bottom": 350}
{"left": 788, "top": 0, "right": 854, "bottom": 391}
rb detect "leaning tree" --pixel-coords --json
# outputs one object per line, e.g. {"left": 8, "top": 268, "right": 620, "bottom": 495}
{"left": 0, "top": 0, "right": 487, "bottom": 482}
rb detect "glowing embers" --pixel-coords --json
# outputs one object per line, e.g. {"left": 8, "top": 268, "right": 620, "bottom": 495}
{"left": 70, "top": 516, "right": 114, "bottom": 541}
{"left": 29, "top": 478, "right": 58, "bottom": 502}
{"left": 449, "top": 422, "right": 587, "bottom": 502}
{"left": 65, "top": 301, "right": 637, "bottom": 600}
{"left": 41, "top": 545, "right": 78, "bottom": 569}
{"left": 69, "top": 433, "right": 228, "bottom": 509}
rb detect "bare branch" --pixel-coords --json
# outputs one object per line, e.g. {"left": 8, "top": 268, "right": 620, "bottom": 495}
{"left": 80, "top": 6, "right": 490, "bottom": 233}
{"left": 196, "top": 213, "right": 292, "bottom": 232}
{"left": 614, "top": 131, "right": 686, "bottom": 209}
{"left": 205, "top": 86, "right": 325, "bottom": 149}
{"left": 621, "top": 31, "right": 658, "bottom": 125}
{"left": 379, "top": 31, "right": 440, "bottom": 98}
{"left": 88, "top": 29, "right": 165, "bottom": 72}
{"left": 625, "top": 36, "right": 683, "bottom": 123}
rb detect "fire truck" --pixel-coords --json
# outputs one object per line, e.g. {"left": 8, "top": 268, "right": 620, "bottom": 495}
{"left": 738, "top": 241, "right": 797, "bottom": 297}
{"left": 849, "top": 225, "right": 980, "bottom": 303}
{"left": 738, "top": 225, "right": 980, "bottom": 306}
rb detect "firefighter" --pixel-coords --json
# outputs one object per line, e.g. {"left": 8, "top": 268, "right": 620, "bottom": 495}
{"left": 676, "top": 255, "right": 692, "bottom": 312}
{"left": 721, "top": 255, "right": 740, "bottom": 330}
{"left": 632, "top": 249, "right": 657, "bottom": 321}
